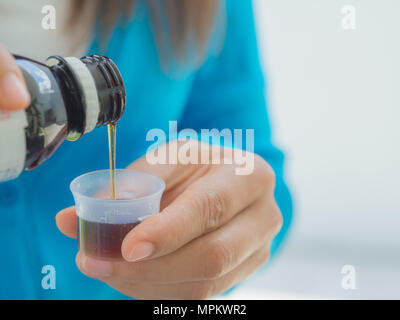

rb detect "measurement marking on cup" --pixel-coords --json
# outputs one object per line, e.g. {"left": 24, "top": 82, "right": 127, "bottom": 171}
{"left": 138, "top": 214, "right": 153, "bottom": 222}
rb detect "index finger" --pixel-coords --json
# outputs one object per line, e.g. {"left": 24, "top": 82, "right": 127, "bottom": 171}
{"left": 121, "top": 155, "right": 275, "bottom": 262}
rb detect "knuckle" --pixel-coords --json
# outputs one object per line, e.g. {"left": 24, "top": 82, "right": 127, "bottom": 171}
{"left": 271, "top": 205, "right": 283, "bottom": 235}
{"left": 203, "top": 240, "right": 233, "bottom": 279}
{"left": 258, "top": 203, "right": 283, "bottom": 243}
{"left": 254, "top": 155, "right": 276, "bottom": 188}
{"left": 258, "top": 247, "right": 271, "bottom": 267}
{"left": 197, "top": 189, "right": 228, "bottom": 232}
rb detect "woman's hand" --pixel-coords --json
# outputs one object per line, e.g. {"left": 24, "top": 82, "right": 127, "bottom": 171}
{"left": 0, "top": 43, "right": 30, "bottom": 110}
{"left": 56, "top": 141, "right": 283, "bottom": 299}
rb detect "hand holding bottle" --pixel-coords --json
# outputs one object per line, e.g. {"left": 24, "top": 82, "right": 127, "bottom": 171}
{"left": 0, "top": 43, "right": 30, "bottom": 110}
{"left": 0, "top": 49, "right": 125, "bottom": 182}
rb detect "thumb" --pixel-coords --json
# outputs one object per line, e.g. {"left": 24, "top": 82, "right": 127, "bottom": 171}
{"left": 0, "top": 44, "right": 30, "bottom": 111}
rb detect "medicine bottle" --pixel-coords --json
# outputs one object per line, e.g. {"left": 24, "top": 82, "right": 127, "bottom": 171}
{"left": 0, "top": 54, "right": 126, "bottom": 182}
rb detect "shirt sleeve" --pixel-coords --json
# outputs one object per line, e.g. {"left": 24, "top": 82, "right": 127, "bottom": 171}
{"left": 179, "top": 0, "right": 293, "bottom": 255}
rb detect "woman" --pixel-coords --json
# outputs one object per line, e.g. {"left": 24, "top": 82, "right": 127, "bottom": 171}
{"left": 0, "top": 0, "right": 292, "bottom": 299}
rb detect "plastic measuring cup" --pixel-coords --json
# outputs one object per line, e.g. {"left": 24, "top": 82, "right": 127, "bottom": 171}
{"left": 70, "top": 169, "right": 165, "bottom": 261}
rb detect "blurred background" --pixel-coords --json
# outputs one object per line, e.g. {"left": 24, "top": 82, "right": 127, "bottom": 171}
{"left": 224, "top": 0, "right": 400, "bottom": 299}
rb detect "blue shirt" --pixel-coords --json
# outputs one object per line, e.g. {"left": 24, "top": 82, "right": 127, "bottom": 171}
{"left": 0, "top": 0, "right": 292, "bottom": 299}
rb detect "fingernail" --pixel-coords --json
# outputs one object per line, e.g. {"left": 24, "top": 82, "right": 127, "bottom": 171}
{"left": 80, "top": 255, "right": 112, "bottom": 276}
{"left": 128, "top": 242, "right": 155, "bottom": 262}
{"left": 0, "top": 73, "right": 30, "bottom": 106}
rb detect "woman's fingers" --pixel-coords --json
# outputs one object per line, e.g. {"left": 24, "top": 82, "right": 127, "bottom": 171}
{"left": 55, "top": 142, "right": 279, "bottom": 300}
{"left": 121, "top": 157, "right": 275, "bottom": 262}
{"left": 0, "top": 44, "right": 30, "bottom": 110}
{"left": 76, "top": 196, "right": 281, "bottom": 284}
{"left": 56, "top": 207, "right": 77, "bottom": 238}
{"left": 80, "top": 244, "right": 271, "bottom": 300}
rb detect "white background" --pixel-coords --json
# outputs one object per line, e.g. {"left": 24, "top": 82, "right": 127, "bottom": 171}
{"left": 227, "top": 0, "right": 400, "bottom": 299}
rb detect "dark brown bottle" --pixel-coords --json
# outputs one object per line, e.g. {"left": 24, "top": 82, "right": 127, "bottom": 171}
{"left": 0, "top": 54, "right": 126, "bottom": 182}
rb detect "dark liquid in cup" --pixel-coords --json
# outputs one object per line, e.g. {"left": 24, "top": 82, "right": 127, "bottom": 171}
{"left": 78, "top": 217, "right": 140, "bottom": 260}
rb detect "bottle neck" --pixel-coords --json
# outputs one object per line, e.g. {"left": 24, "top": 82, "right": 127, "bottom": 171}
{"left": 47, "top": 55, "right": 126, "bottom": 141}
{"left": 80, "top": 55, "right": 126, "bottom": 127}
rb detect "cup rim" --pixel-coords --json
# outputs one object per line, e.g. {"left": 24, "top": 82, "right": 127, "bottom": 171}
{"left": 70, "top": 169, "right": 166, "bottom": 203}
